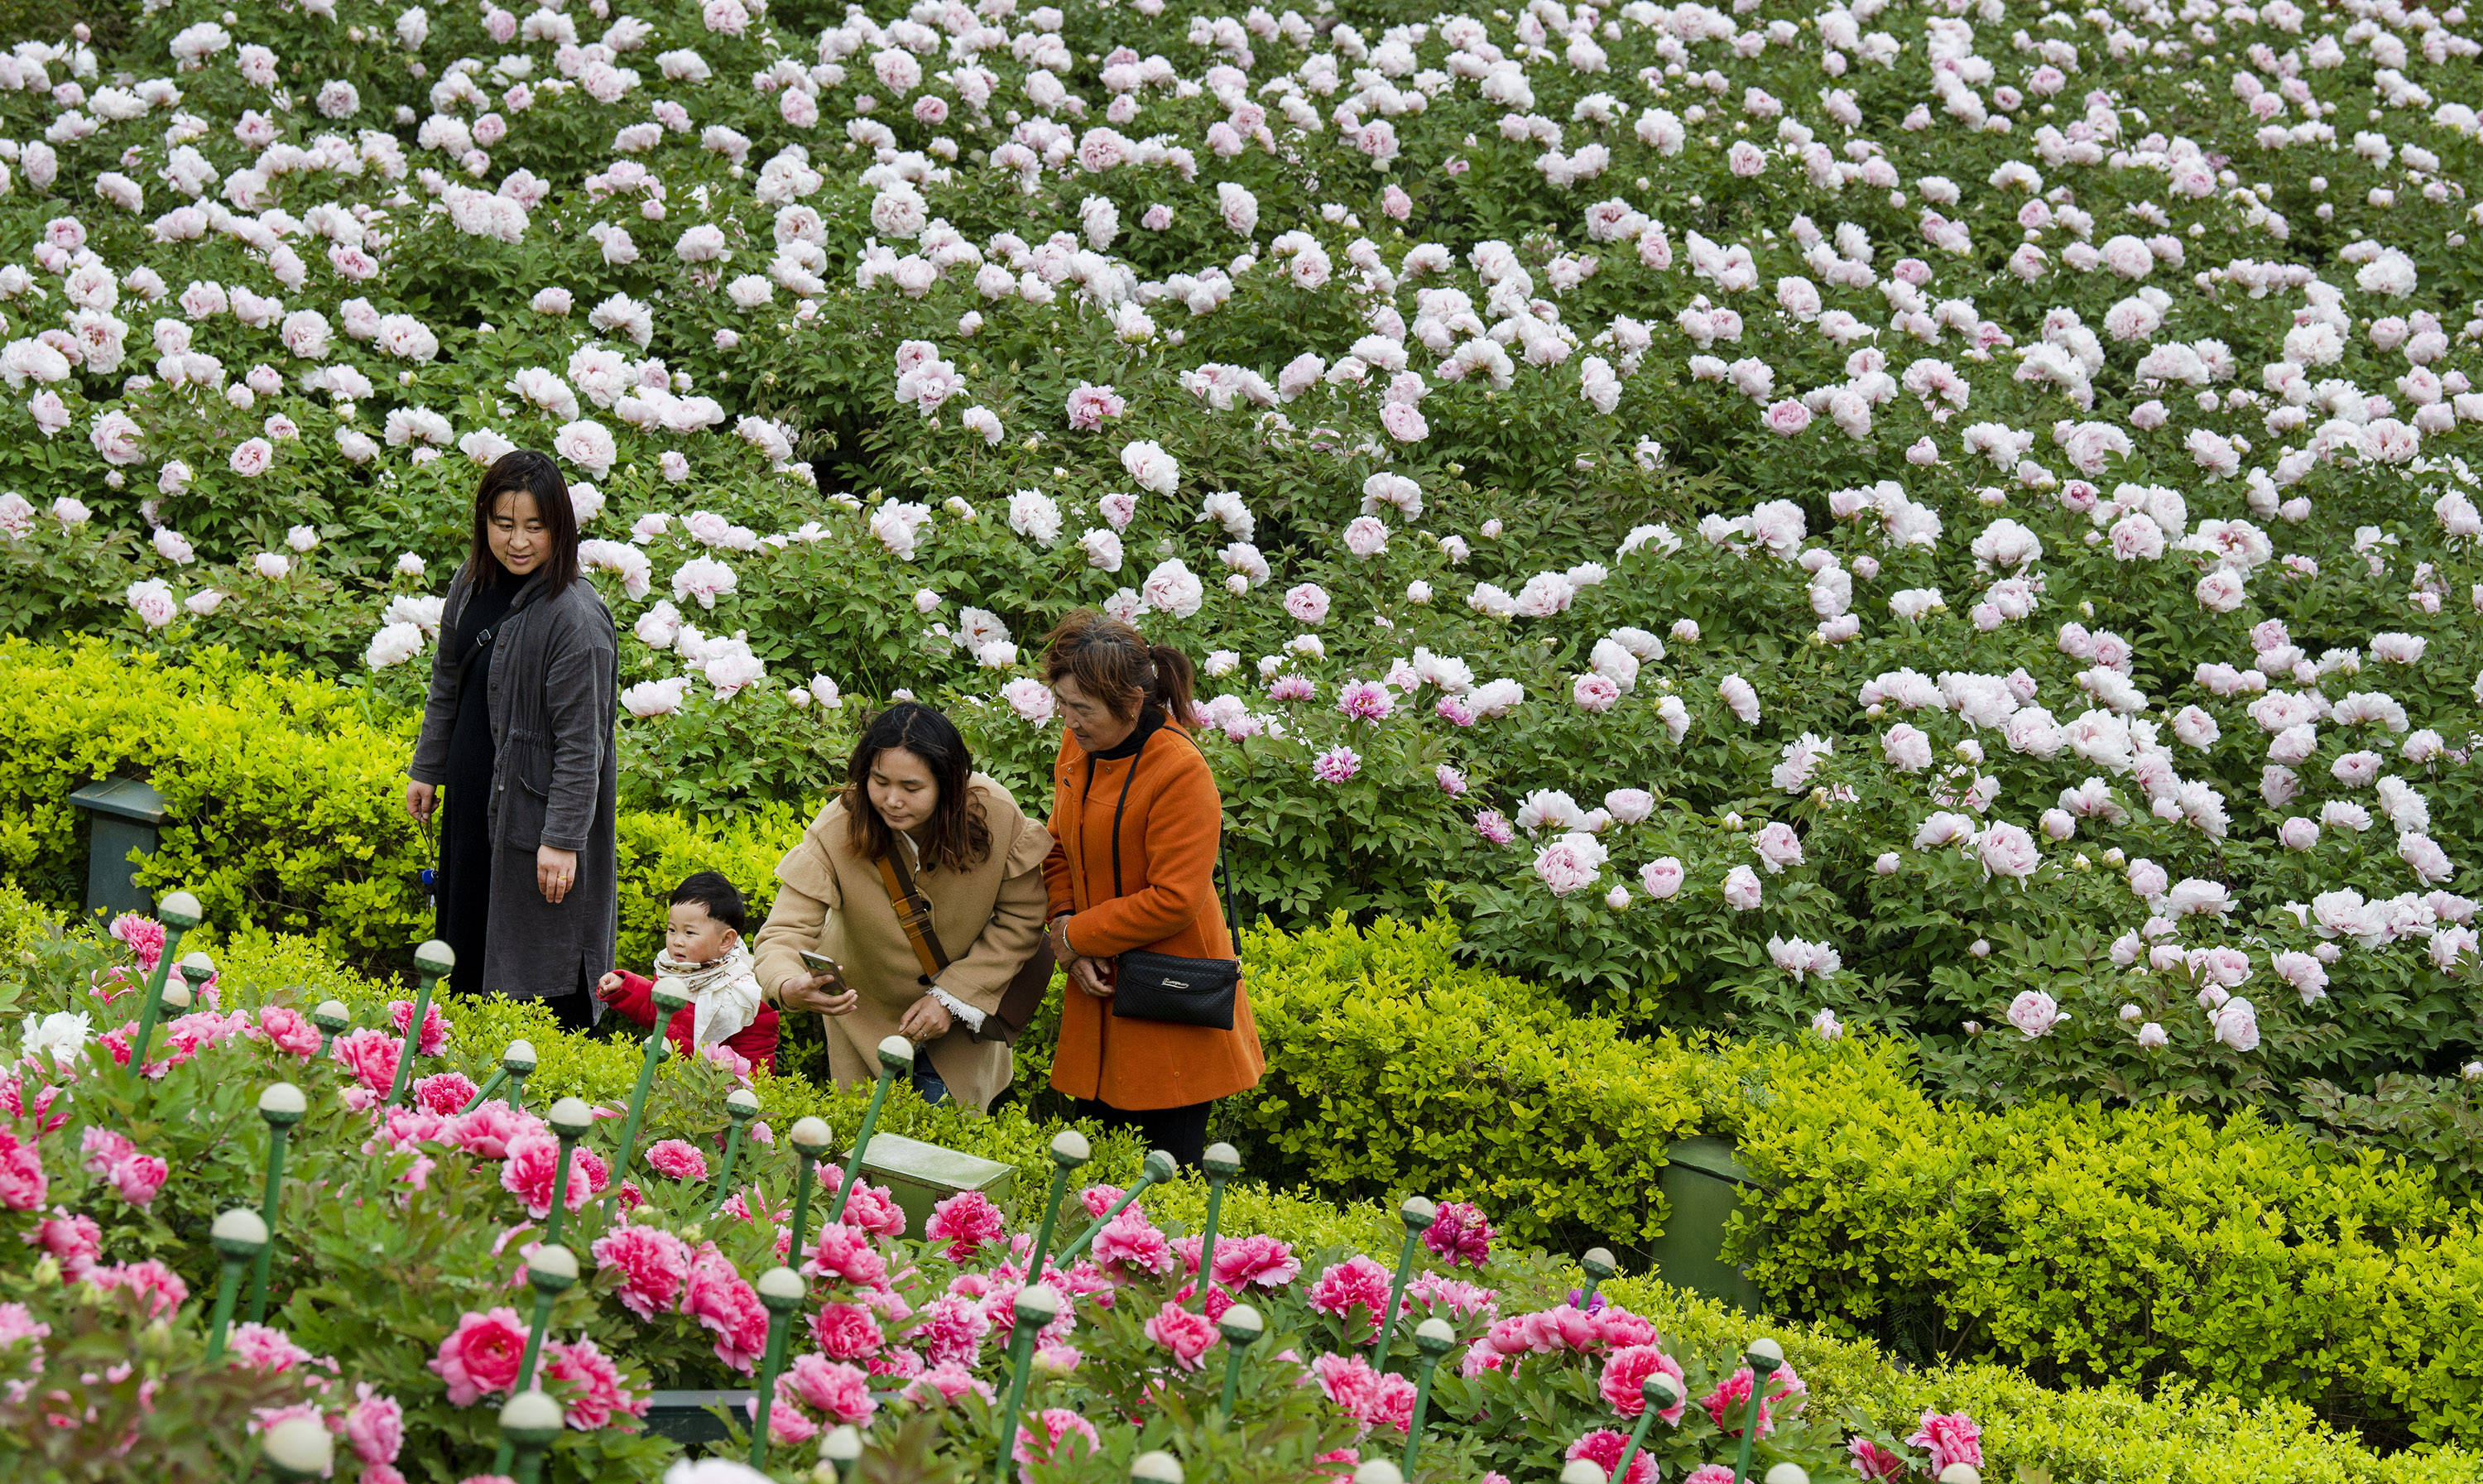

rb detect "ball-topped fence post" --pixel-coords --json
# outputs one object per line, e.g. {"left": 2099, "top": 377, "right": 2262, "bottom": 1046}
{"left": 261, "top": 1413, "right": 334, "bottom": 1482}
{"left": 748, "top": 1265, "right": 808, "bottom": 1469}
{"left": 1400, "top": 1317, "right": 1459, "bottom": 1473}
{"left": 543, "top": 1097, "right": 594, "bottom": 1246}
{"left": 501, "top": 1390, "right": 564, "bottom": 1484}
{"left": 785, "top": 1116, "right": 833, "bottom": 1270}
{"left": 124, "top": 890, "right": 201, "bottom": 1083}
{"left": 1371, "top": 1196, "right": 1437, "bottom": 1364}
{"left": 204, "top": 1207, "right": 266, "bottom": 1362}
{"left": 992, "top": 1284, "right": 1061, "bottom": 1484}
{"left": 825, "top": 1035, "right": 912, "bottom": 1227}
{"left": 1057, "top": 1150, "right": 1179, "bottom": 1265}
{"left": 462, "top": 1039, "right": 540, "bottom": 1114}
{"left": 1611, "top": 1371, "right": 1686, "bottom": 1484}
{"left": 1352, "top": 1460, "right": 1404, "bottom": 1484}
{"left": 487, "top": 1245, "right": 579, "bottom": 1475}
{"left": 1731, "top": 1338, "right": 1784, "bottom": 1484}
{"left": 385, "top": 939, "right": 454, "bottom": 1107}
{"left": 814, "top": 1424, "right": 863, "bottom": 1482}
{"left": 1193, "top": 1141, "right": 1240, "bottom": 1309}
{"left": 1561, "top": 1462, "right": 1608, "bottom": 1484}
{"left": 310, "top": 999, "right": 350, "bottom": 1058}
{"left": 708, "top": 1087, "right": 761, "bottom": 1213}
{"left": 1028, "top": 1129, "right": 1090, "bottom": 1270}
{"left": 1214, "top": 1302, "right": 1263, "bottom": 1419}
{"left": 1132, "top": 1452, "right": 1184, "bottom": 1482}
{"left": 1765, "top": 1467, "right": 1812, "bottom": 1484}
{"left": 1936, "top": 1467, "right": 1981, "bottom": 1484}
{"left": 1578, "top": 1246, "right": 1617, "bottom": 1308}
{"left": 608, "top": 977, "right": 687, "bottom": 1184}
{"left": 247, "top": 1082, "right": 306, "bottom": 1323}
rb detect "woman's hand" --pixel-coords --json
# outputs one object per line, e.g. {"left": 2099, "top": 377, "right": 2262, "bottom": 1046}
{"left": 1045, "top": 914, "right": 1078, "bottom": 963}
{"left": 406, "top": 781, "right": 436, "bottom": 825}
{"left": 1068, "top": 955, "right": 1114, "bottom": 998}
{"left": 536, "top": 845, "right": 579, "bottom": 904}
{"left": 780, "top": 971, "right": 858, "bottom": 1016}
{"left": 896, "top": 996, "right": 953, "bottom": 1043}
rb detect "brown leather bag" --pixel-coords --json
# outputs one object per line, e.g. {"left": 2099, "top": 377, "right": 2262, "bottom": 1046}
{"left": 876, "top": 846, "right": 1055, "bottom": 1047}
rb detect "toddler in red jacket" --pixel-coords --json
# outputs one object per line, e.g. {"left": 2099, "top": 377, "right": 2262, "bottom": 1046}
{"left": 598, "top": 872, "right": 778, "bottom": 1073}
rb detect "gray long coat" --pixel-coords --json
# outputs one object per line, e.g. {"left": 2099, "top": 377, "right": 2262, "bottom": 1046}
{"left": 409, "top": 566, "right": 619, "bottom": 999}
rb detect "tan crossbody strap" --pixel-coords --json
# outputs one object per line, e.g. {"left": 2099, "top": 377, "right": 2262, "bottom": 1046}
{"left": 876, "top": 849, "right": 949, "bottom": 987}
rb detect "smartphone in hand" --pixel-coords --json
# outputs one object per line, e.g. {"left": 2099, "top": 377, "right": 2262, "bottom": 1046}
{"left": 799, "top": 949, "right": 843, "bottom": 982}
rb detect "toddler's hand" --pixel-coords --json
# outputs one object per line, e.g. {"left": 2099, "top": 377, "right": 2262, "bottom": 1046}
{"left": 596, "top": 971, "right": 624, "bottom": 999}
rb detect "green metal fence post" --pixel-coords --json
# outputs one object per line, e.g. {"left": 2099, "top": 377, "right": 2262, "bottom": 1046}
{"left": 609, "top": 977, "right": 689, "bottom": 1186}
{"left": 1371, "top": 1196, "right": 1436, "bottom": 1364}
{"left": 1400, "top": 1317, "right": 1457, "bottom": 1474}
{"left": 1578, "top": 1246, "right": 1617, "bottom": 1308}
{"left": 204, "top": 1208, "right": 265, "bottom": 1362}
{"left": 247, "top": 1083, "right": 305, "bottom": 1323}
{"left": 1214, "top": 1302, "right": 1263, "bottom": 1419}
{"left": 260, "top": 1413, "right": 334, "bottom": 1481}
{"left": 1194, "top": 1141, "right": 1239, "bottom": 1309}
{"left": 310, "top": 999, "right": 349, "bottom": 1058}
{"left": 991, "top": 1284, "right": 1061, "bottom": 1484}
{"left": 1730, "top": 1338, "right": 1783, "bottom": 1484}
{"left": 502, "top": 1390, "right": 564, "bottom": 1484}
{"left": 748, "top": 1265, "right": 807, "bottom": 1470}
{"left": 124, "top": 890, "right": 200, "bottom": 1083}
{"left": 825, "top": 1036, "right": 912, "bottom": 1227}
{"left": 1028, "top": 1129, "right": 1091, "bottom": 1270}
{"left": 709, "top": 1087, "right": 761, "bottom": 1214}
{"left": 385, "top": 939, "right": 454, "bottom": 1107}
{"left": 785, "top": 1117, "right": 833, "bottom": 1271}
{"left": 544, "top": 1098, "right": 593, "bottom": 1246}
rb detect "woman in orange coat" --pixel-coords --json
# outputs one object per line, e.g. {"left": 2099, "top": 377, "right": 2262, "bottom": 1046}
{"left": 1039, "top": 610, "right": 1264, "bottom": 1166}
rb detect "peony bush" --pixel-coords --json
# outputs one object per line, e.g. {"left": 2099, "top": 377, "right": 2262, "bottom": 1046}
{"left": 0, "top": 906, "right": 1992, "bottom": 1480}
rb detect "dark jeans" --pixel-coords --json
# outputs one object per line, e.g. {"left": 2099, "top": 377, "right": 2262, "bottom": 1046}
{"left": 912, "top": 1056, "right": 949, "bottom": 1107}
{"left": 1069, "top": 1097, "right": 1213, "bottom": 1169}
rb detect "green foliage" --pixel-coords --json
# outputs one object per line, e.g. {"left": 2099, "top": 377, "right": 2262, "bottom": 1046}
{"left": 1718, "top": 1036, "right": 2483, "bottom": 1449}
{"left": 1230, "top": 912, "right": 1721, "bottom": 1255}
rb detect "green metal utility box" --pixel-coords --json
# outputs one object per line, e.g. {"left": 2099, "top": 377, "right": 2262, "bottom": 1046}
{"left": 1652, "top": 1135, "right": 1765, "bottom": 1314}
{"left": 69, "top": 778, "right": 168, "bottom": 919}
{"left": 859, "top": 1131, "right": 1016, "bottom": 1236}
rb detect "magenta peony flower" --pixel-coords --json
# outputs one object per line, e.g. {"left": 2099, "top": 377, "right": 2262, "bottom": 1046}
{"left": 1211, "top": 1233, "right": 1300, "bottom": 1290}
{"left": 1013, "top": 1408, "right": 1101, "bottom": 1480}
{"left": 502, "top": 1131, "right": 596, "bottom": 1219}
{"left": 907, "top": 1294, "right": 992, "bottom": 1367}
{"left": 1092, "top": 1206, "right": 1176, "bottom": 1275}
{"left": 430, "top": 1308, "right": 529, "bottom": 1405}
{"left": 86, "top": 1259, "right": 186, "bottom": 1318}
{"left": 333, "top": 1027, "right": 401, "bottom": 1094}
{"left": 1849, "top": 1438, "right": 1909, "bottom": 1480}
{"left": 252, "top": 1004, "right": 323, "bottom": 1059}
{"left": 1907, "top": 1410, "right": 1983, "bottom": 1472}
{"left": 785, "top": 1353, "right": 878, "bottom": 1424}
{"left": 925, "top": 1190, "right": 1005, "bottom": 1261}
{"left": 344, "top": 1385, "right": 403, "bottom": 1465}
{"left": 1422, "top": 1202, "right": 1494, "bottom": 1269}
{"left": 1703, "top": 1366, "right": 1777, "bottom": 1439}
{"left": 1308, "top": 1255, "right": 1395, "bottom": 1342}
{"left": 389, "top": 998, "right": 450, "bottom": 1055}
{"left": 541, "top": 1336, "right": 642, "bottom": 1429}
{"left": 590, "top": 1223, "right": 692, "bottom": 1320}
{"left": 1312, "top": 746, "right": 1362, "bottom": 784}
{"left": 1566, "top": 1427, "right": 1658, "bottom": 1484}
{"left": 413, "top": 1072, "right": 480, "bottom": 1117}
{"left": 1599, "top": 1344, "right": 1688, "bottom": 1421}
{"left": 683, "top": 1249, "right": 772, "bottom": 1373}
{"left": 27, "top": 1210, "right": 100, "bottom": 1275}
{"left": 646, "top": 1139, "right": 709, "bottom": 1181}
{"left": 1144, "top": 1299, "right": 1219, "bottom": 1371}
{"left": 809, "top": 1300, "right": 886, "bottom": 1360}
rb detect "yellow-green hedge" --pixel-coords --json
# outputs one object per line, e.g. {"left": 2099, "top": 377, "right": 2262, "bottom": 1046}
{"left": 1725, "top": 1037, "right": 2483, "bottom": 1449}
{"left": 0, "top": 637, "right": 804, "bottom": 974}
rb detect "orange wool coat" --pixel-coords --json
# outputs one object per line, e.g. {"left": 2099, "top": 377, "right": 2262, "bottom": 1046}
{"left": 1044, "top": 717, "right": 1265, "bottom": 1112}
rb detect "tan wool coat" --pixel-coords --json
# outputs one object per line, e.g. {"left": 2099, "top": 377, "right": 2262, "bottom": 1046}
{"left": 752, "top": 776, "right": 1050, "bottom": 1113}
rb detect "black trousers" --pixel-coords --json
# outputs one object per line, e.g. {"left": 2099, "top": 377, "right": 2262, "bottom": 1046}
{"left": 1069, "top": 1097, "right": 1213, "bottom": 1169}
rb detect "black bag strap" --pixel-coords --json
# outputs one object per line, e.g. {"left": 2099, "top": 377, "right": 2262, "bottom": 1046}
{"left": 1102, "top": 723, "right": 1239, "bottom": 939}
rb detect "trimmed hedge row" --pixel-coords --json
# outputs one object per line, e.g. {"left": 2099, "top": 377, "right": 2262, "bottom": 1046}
{"left": 0, "top": 637, "right": 802, "bottom": 973}
{"left": 1727, "top": 1039, "right": 2483, "bottom": 1450}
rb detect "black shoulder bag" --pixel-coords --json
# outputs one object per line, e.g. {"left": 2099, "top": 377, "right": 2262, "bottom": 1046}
{"left": 1104, "top": 728, "right": 1242, "bottom": 1031}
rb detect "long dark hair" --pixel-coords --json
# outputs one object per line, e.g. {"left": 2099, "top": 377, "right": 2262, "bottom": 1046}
{"left": 840, "top": 702, "right": 992, "bottom": 873}
{"left": 467, "top": 449, "right": 580, "bottom": 592}
{"left": 1040, "top": 609, "right": 1197, "bottom": 725}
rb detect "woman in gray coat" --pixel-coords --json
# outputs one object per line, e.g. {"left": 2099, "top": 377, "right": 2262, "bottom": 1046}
{"left": 406, "top": 450, "right": 618, "bottom": 1025}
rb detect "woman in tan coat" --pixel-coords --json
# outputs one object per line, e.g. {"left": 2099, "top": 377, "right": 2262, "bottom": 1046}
{"left": 1040, "top": 611, "right": 1265, "bottom": 1166}
{"left": 752, "top": 703, "right": 1050, "bottom": 1112}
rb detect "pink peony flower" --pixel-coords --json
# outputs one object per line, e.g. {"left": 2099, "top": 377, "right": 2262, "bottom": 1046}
{"left": 684, "top": 1248, "right": 774, "bottom": 1372}
{"left": 389, "top": 999, "right": 450, "bottom": 1055}
{"left": 1308, "top": 1256, "right": 1395, "bottom": 1342}
{"left": 1908, "top": 1410, "right": 1983, "bottom": 1473}
{"left": 502, "top": 1131, "right": 599, "bottom": 1219}
{"left": 785, "top": 1353, "right": 878, "bottom": 1424}
{"left": 1599, "top": 1345, "right": 1687, "bottom": 1421}
{"left": 1145, "top": 1299, "right": 1219, "bottom": 1370}
{"left": 1210, "top": 1233, "right": 1300, "bottom": 1290}
{"left": 1312, "top": 1350, "right": 1419, "bottom": 1433}
{"left": 88, "top": 1259, "right": 187, "bottom": 1318}
{"left": 1702, "top": 1366, "right": 1775, "bottom": 1439}
{"left": 1566, "top": 1428, "right": 1658, "bottom": 1484}
{"left": 430, "top": 1308, "right": 529, "bottom": 1406}
{"left": 646, "top": 1140, "right": 709, "bottom": 1181}
{"left": 1064, "top": 382, "right": 1125, "bottom": 430}
{"left": 252, "top": 1004, "right": 323, "bottom": 1059}
{"left": 108, "top": 914, "right": 167, "bottom": 972}
{"left": 1850, "top": 1438, "right": 1909, "bottom": 1480}
{"left": 332, "top": 1027, "right": 401, "bottom": 1094}
{"left": 811, "top": 1301, "right": 886, "bottom": 1360}
{"left": 414, "top": 1072, "right": 480, "bottom": 1117}
{"left": 26, "top": 1209, "right": 101, "bottom": 1275}
{"left": 1422, "top": 1203, "right": 1494, "bottom": 1268}
{"left": 1013, "top": 1408, "right": 1102, "bottom": 1480}
{"left": 344, "top": 1385, "right": 404, "bottom": 1464}
{"left": 925, "top": 1189, "right": 1005, "bottom": 1261}
{"left": 227, "top": 1322, "right": 314, "bottom": 1373}
{"left": 907, "top": 1294, "right": 992, "bottom": 1367}
{"left": 590, "top": 1223, "right": 693, "bottom": 1319}
{"left": 541, "top": 1336, "right": 642, "bottom": 1429}
{"left": 1092, "top": 1205, "right": 1176, "bottom": 1275}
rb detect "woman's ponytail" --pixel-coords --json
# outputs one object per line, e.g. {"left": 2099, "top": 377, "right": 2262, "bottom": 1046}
{"left": 1148, "top": 644, "right": 1198, "bottom": 725}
